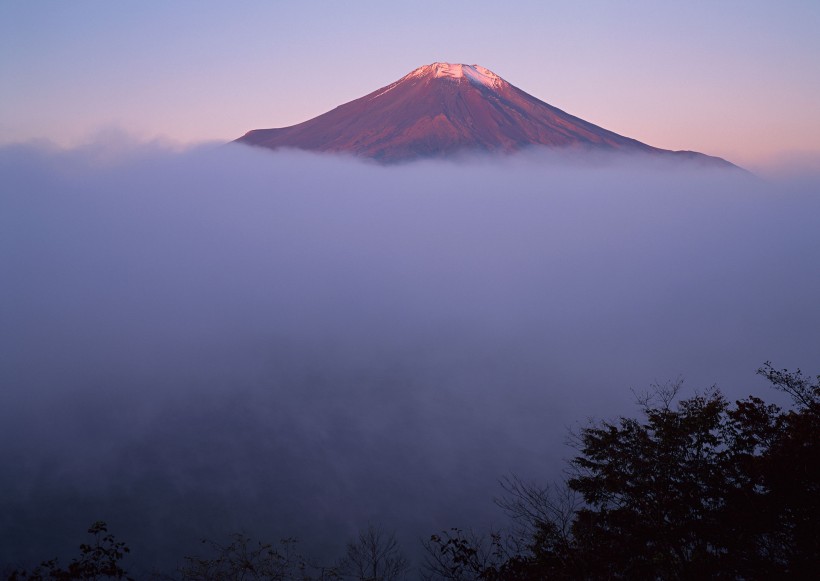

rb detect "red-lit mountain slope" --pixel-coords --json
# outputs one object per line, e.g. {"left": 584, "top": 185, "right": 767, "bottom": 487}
{"left": 236, "top": 63, "right": 735, "bottom": 167}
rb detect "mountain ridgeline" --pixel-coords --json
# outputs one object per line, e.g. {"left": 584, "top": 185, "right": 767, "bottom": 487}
{"left": 236, "top": 62, "right": 737, "bottom": 167}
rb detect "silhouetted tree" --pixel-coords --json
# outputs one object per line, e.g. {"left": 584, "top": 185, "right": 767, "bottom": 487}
{"left": 563, "top": 366, "right": 820, "bottom": 578}
{"left": 338, "top": 525, "right": 408, "bottom": 581}
{"left": 568, "top": 382, "right": 731, "bottom": 578}
{"left": 420, "top": 528, "right": 511, "bottom": 581}
{"left": 745, "top": 363, "right": 820, "bottom": 576}
{"left": 428, "top": 365, "right": 820, "bottom": 579}
{"left": 493, "top": 477, "right": 580, "bottom": 579}
{"left": 7, "top": 521, "right": 132, "bottom": 581}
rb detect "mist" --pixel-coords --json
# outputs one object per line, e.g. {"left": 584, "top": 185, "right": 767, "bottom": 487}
{"left": 2, "top": 141, "right": 819, "bottom": 573}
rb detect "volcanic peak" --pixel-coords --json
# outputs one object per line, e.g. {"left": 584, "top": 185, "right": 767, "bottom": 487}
{"left": 404, "top": 62, "right": 505, "bottom": 90}
{"left": 236, "top": 62, "right": 739, "bottom": 169}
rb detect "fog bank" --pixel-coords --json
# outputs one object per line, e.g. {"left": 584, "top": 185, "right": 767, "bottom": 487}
{"left": 1, "top": 142, "right": 818, "bottom": 572}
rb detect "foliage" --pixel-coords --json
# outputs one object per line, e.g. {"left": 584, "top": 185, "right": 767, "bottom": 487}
{"left": 420, "top": 528, "right": 513, "bottom": 581}
{"left": 7, "top": 521, "right": 132, "bottom": 581}
{"left": 547, "top": 365, "right": 818, "bottom": 578}
{"left": 423, "top": 364, "right": 820, "bottom": 579}
{"left": 567, "top": 382, "right": 732, "bottom": 577}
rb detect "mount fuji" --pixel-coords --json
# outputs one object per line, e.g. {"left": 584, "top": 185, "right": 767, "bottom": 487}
{"left": 236, "top": 62, "right": 736, "bottom": 167}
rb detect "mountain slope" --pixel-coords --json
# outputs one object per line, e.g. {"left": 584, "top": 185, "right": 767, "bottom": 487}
{"left": 236, "top": 63, "right": 735, "bottom": 167}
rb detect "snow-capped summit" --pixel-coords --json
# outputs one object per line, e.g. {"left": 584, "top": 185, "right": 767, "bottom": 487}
{"left": 236, "top": 62, "right": 736, "bottom": 167}
{"left": 403, "top": 63, "right": 505, "bottom": 90}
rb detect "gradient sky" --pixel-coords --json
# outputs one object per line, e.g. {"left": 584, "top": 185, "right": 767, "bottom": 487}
{"left": 2, "top": 0, "right": 819, "bottom": 168}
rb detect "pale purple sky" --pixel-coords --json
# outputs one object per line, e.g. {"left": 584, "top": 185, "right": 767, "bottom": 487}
{"left": 2, "top": 0, "right": 819, "bottom": 169}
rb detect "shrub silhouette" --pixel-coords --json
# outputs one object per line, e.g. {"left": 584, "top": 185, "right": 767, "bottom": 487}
{"left": 7, "top": 521, "right": 132, "bottom": 580}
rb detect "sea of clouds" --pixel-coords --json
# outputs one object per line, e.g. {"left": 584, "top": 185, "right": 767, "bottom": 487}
{"left": 1, "top": 140, "right": 818, "bottom": 573}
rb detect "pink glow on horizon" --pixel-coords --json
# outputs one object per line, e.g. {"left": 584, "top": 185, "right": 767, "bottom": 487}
{"left": 1, "top": 1, "right": 818, "bottom": 169}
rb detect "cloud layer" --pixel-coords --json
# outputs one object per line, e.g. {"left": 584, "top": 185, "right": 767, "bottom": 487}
{"left": 2, "top": 142, "right": 818, "bottom": 572}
